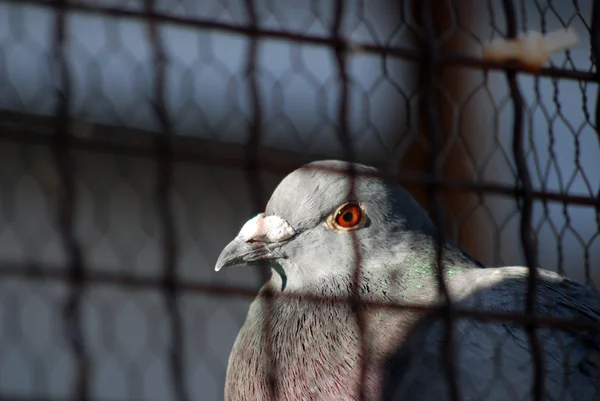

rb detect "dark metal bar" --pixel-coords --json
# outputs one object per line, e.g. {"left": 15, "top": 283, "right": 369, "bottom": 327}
{"left": 500, "top": 1, "right": 544, "bottom": 401}
{"left": 241, "top": 0, "right": 269, "bottom": 283}
{"left": 330, "top": 1, "right": 367, "bottom": 400}
{"left": 0, "top": 396, "right": 141, "bottom": 401}
{"left": 0, "top": 105, "right": 598, "bottom": 207}
{"left": 0, "top": 262, "right": 260, "bottom": 297}
{"left": 0, "top": 0, "right": 596, "bottom": 82}
{"left": 0, "top": 107, "right": 598, "bottom": 209}
{"left": 331, "top": 1, "right": 356, "bottom": 166}
{"left": 591, "top": 0, "right": 600, "bottom": 136}
{"left": 4, "top": 263, "right": 600, "bottom": 334}
{"left": 144, "top": 1, "right": 189, "bottom": 400}
{"left": 50, "top": 1, "right": 90, "bottom": 400}
{"left": 418, "top": 1, "right": 460, "bottom": 400}
{"left": 240, "top": 1, "right": 279, "bottom": 399}
{"left": 590, "top": 0, "right": 600, "bottom": 230}
{"left": 0, "top": 115, "right": 598, "bottom": 208}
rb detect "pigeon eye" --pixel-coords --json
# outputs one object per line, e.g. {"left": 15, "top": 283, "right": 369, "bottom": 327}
{"left": 327, "top": 201, "right": 365, "bottom": 231}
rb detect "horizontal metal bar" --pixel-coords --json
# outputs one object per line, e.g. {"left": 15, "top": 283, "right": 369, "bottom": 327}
{"left": 0, "top": 110, "right": 598, "bottom": 207}
{"left": 0, "top": 396, "right": 141, "bottom": 401}
{"left": 3, "top": 261, "right": 600, "bottom": 333}
{"left": 0, "top": 261, "right": 260, "bottom": 298}
{"left": 0, "top": 0, "right": 595, "bottom": 82}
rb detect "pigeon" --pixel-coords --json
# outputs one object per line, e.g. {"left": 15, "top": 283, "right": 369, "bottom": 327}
{"left": 215, "top": 159, "right": 600, "bottom": 401}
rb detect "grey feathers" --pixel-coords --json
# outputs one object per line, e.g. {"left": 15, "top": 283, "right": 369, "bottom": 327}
{"left": 384, "top": 267, "right": 600, "bottom": 401}
{"left": 266, "top": 160, "right": 435, "bottom": 236}
{"left": 215, "top": 160, "right": 600, "bottom": 400}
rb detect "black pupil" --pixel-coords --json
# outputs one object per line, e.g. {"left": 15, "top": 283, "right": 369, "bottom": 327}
{"left": 342, "top": 211, "right": 354, "bottom": 222}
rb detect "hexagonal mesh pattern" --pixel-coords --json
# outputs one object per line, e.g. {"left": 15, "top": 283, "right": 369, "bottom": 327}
{"left": 0, "top": 0, "right": 599, "bottom": 400}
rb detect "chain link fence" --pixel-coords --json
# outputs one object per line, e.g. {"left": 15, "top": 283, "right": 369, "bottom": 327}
{"left": 0, "top": 0, "right": 598, "bottom": 400}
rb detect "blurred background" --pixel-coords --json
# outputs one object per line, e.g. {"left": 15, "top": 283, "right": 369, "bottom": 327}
{"left": 0, "top": 0, "right": 598, "bottom": 400}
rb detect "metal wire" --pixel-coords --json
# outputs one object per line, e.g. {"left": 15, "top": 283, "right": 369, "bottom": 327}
{"left": 500, "top": 2, "right": 545, "bottom": 400}
{"left": 0, "top": 0, "right": 594, "bottom": 82}
{"left": 240, "top": 0, "right": 279, "bottom": 398}
{"left": 144, "top": 1, "right": 189, "bottom": 401}
{"left": 51, "top": 1, "right": 90, "bottom": 399}
{"left": 329, "top": 0, "right": 369, "bottom": 398}
{"left": 0, "top": 0, "right": 599, "bottom": 401}
{"left": 418, "top": 1, "right": 459, "bottom": 400}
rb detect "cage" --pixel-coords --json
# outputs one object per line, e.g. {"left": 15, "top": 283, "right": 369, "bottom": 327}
{"left": 0, "top": 0, "right": 598, "bottom": 400}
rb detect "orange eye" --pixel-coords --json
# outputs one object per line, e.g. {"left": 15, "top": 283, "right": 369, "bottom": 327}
{"left": 335, "top": 202, "right": 362, "bottom": 228}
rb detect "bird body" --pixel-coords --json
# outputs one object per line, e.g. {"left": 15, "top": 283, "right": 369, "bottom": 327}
{"left": 225, "top": 240, "right": 477, "bottom": 401}
{"left": 215, "top": 160, "right": 600, "bottom": 400}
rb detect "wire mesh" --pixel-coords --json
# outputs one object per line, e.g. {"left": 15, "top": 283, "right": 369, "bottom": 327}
{"left": 0, "top": 0, "right": 599, "bottom": 400}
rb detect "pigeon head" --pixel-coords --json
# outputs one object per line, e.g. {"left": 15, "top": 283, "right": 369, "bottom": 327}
{"left": 215, "top": 160, "right": 436, "bottom": 292}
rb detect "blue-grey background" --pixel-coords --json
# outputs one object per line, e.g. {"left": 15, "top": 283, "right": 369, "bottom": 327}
{"left": 0, "top": 0, "right": 598, "bottom": 400}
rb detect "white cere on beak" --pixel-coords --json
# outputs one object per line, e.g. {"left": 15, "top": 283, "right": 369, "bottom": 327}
{"left": 238, "top": 213, "right": 296, "bottom": 243}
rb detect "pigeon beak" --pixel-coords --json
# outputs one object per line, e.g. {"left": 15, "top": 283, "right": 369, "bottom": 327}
{"left": 214, "top": 213, "right": 296, "bottom": 290}
{"left": 215, "top": 237, "right": 275, "bottom": 272}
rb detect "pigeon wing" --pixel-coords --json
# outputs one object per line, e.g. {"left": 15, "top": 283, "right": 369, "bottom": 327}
{"left": 382, "top": 266, "right": 600, "bottom": 401}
